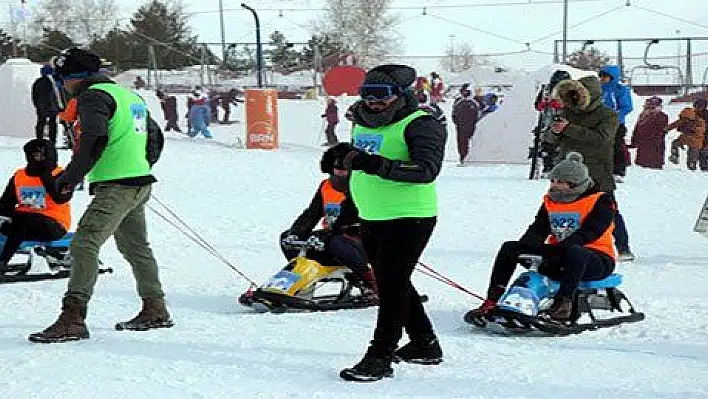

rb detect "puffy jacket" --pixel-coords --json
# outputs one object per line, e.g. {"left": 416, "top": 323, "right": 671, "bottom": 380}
{"left": 599, "top": 65, "right": 633, "bottom": 125}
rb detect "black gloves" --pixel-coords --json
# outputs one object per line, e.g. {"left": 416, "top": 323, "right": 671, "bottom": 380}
{"left": 329, "top": 143, "right": 384, "bottom": 175}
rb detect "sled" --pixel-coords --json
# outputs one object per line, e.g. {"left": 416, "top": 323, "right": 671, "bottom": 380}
{"left": 238, "top": 236, "right": 379, "bottom": 313}
{"left": 0, "top": 232, "right": 113, "bottom": 284}
{"left": 464, "top": 254, "right": 645, "bottom": 336}
{"left": 693, "top": 192, "right": 708, "bottom": 239}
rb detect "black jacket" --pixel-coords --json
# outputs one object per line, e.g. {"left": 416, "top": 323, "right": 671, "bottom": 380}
{"left": 350, "top": 94, "right": 447, "bottom": 184}
{"left": 288, "top": 181, "right": 360, "bottom": 239}
{"left": 58, "top": 76, "right": 164, "bottom": 191}
{"left": 519, "top": 190, "right": 614, "bottom": 248}
{"left": 32, "top": 76, "right": 60, "bottom": 115}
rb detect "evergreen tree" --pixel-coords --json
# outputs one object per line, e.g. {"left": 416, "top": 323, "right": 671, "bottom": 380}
{"left": 25, "top": 29, "right": 77, "bottom": 63}
{"left": 301, "top": 34, "right": 350, "bottom": 70}
{"left": 265, "top": 31, "right": 299, "bottom": 71}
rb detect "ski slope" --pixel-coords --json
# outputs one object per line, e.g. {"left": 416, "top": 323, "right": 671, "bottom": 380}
{"left": 1, "top": 101, "right": 707, "bottom": 398}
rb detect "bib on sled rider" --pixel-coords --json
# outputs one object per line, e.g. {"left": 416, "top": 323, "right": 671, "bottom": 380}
{"left": 279, "top": 148, "right": 378, "bottom": 298}
{"left": 468, "top": 152, "right": 616, "bottom": 321}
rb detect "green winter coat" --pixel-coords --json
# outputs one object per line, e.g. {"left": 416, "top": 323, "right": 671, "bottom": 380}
{"left": 548, "top": 76, "right": 619, "bottom": 193}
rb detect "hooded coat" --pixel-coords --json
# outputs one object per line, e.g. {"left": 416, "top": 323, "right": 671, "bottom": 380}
{"left": 599, "top": 65, "right": 633, "bottom": 125}
{"left": 547, "top": 76, "right": 618, "bottom": 193}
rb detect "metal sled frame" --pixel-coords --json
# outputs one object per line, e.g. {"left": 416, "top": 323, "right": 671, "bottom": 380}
{"left": 466, "top": 285, "right": 645, "bottom": 336}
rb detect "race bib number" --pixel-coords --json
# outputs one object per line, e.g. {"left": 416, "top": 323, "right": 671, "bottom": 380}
{"left": 264, "top": 270, "right": 301, "bottom": 292}
{"left": 19, "top": 186, "right": 47, "bottom": 209}
{"left": 130, "top": 103, "right": 148, "bottom": 135}
{"left": 324, "top": 203, "right": 341, "bottom": 227}
{"left": 353, "top": 134, "right": 383, "bottom": 154}
{"left": 549, "top": 211, "right": 581, "bottom": 241}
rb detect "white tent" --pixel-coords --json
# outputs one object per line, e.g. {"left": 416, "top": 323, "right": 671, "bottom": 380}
{"left": 443, "top": 64, "right": 597, "bottom": 164}
{"left": 0, "top": 58, "right": 43, "bottom": 138}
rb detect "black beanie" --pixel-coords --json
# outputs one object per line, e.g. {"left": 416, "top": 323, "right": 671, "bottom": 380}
{"left": 363, "top": 64, "right": 417, "bottom": 87}
{"left": 23, "top": 138, "right": 57, "bottom": 172}
{"left": 52, "top": 47, "right": 102, "bottom": 77}
{"left": 549, "top": 70, "right": 571, "bottom": 92}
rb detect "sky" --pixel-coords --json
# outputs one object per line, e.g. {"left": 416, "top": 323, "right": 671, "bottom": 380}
{"left": 4, "top": 0, "right": 708, "bottom": 74}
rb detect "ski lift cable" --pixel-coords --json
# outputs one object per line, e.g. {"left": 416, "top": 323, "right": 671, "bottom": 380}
{"left": 528, "top": 5, "right": 625, "bottom": 44}
{"left": 632, "top": 5, "right": 708, "bottom": 33}
{"left": 424, "top": 12, "right": 529, "bottom": 46}
{"left": 189, "top": 0, "right": 613, "bottom": 15}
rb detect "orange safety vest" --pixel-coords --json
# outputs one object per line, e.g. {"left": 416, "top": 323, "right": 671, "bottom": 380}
{"left": 13, "top": 167, "right": 71, "bottom": 231}
{"left": 320, "top": 178, "right": 346, "bottom": 230}
{"left": 543, "top": 192, "right": 615, "bottom": 260}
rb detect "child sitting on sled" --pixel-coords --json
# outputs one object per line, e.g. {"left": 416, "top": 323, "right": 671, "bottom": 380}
{"left": 468, "top": 152, "right": 616, "bottom": 321}
{"left": 279, "top": 147, "right": 377, "bottom": 298}
{"left": 0, "top": 139, "right": 72, "bottom": 273}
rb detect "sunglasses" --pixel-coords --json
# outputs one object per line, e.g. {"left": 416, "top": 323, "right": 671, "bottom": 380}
{"left": 359, "top": 84, "right": 402, "bottom": 101}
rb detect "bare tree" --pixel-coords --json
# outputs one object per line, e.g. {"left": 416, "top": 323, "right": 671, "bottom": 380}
{"left": 439, "top": 42, "right": 487, "bottom": 73}
{"left": 315, "top": 0, "right": 401, "bottom": 66}
{"left": 33, "top": 0, "right": 118, "bottom": 44}
{"left": 566, "top": 46, "right": 610, "bottom": 71}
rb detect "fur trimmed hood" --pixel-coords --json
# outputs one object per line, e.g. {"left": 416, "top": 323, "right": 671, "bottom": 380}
{"left": 554, "top": 76, "right": 603, "bottom": 111}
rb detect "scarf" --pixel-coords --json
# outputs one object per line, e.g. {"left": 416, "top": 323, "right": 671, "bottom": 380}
{"left": 547, "top": 179, "right": 593, "bottom": 203}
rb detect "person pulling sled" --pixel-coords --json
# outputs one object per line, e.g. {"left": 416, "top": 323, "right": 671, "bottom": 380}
{"left": 466, "top": 152, "right": 644, "bottom": 335}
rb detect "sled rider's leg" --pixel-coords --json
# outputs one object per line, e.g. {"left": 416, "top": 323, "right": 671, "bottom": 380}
{"left": 327, "top": 234, "right": 368, "bottom": 278}
{"left": 371, "top": 218, "right": 436, "bottom": 350}
{"left": 112, "top": 185, "right": 165, "bottom": 300}
{"left": 556, "top": 245, "right": 613, "bottom": 298}
{"left": 0, "top": 212, "right": 66, "bottom": 264}
{"left": 66, "top": 184, "right": 138, "bottom": 303}
{"left": 487, "top": 241, "right": 545, "bottom": 299}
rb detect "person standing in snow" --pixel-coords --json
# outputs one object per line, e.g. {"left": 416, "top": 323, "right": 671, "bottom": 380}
{"left": 156, "top": 90, "right": 181, "bottom": 133}
{"left": 28, "top": 47, "right": 171, "bottom": 343}
{"left": 333, "top": 64, "right": 446, "bottom": 382}
{"left": 534, "top": 70, "right": 571, "bottom": 174}
{"left": 666, "top": 107, "right": 705, "bottom": 171}
{"left": 692, "top": 99, "right": 708, "bottom": 171}
{"left": 598, "top": 65, "right": 633, "bottom": 181}
{"left": 187, "top": 93, "right": 212, "bottom": 139}
{"left": 452, "top": 84, "right": 479, "bottom": 165}
{"left": 630, "top": 96, "right": 668, "bottom": 169}
{"left": 32, "top": 65, "right": 61, "bottom": 145}
{"left": 321, "top": 97, "right": 340, "bottom": 146}
{"left": 542, "top": 75, "right": 635, "bottom": 262}
{"left": 429, "top": 71, "right": 445, "bottom": 103}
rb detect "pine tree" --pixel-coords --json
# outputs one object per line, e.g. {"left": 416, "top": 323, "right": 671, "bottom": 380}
{"left": 25, "top": 29, "right": 77, "bottom": 63}
{"left": 265, "top": 31, "right": 299, "bottom": 71}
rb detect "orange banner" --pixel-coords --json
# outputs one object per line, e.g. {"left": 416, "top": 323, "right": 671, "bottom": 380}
{"left": 245, "top": 89, "right": 279, "bottom": 149}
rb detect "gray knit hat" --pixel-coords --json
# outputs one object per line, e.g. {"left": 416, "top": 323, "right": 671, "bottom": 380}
{"left": 548, "top": 152, "right": 592, "bottom": 186}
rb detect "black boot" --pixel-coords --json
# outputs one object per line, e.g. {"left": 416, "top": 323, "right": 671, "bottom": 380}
{"left": 340, "top": 346, "right": 394, "bottom": 382}
{"left": 394, "top": 335, "right": 443, "bottom": 365}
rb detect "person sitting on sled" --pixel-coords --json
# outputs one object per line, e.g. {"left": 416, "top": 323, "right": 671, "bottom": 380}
{"left": 279, "top": 147, "right": 377, "bottom": 298}
{"left": 0, "top": 139, "right": 72, "bottom": 273}
{"left": 468, "top": 152, "right": 616, "bottom": 321}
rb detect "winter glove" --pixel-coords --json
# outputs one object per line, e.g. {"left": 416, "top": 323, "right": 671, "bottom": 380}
{"left": 0, "top": 215, "right": 10, "bottom": 228}
{"left": 342, "top": 147, "right": 384, "bottom": 174}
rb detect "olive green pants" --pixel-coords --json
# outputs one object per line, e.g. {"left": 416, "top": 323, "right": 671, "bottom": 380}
{"left": 66, "top": 184, "right": 165, "bottom": 303}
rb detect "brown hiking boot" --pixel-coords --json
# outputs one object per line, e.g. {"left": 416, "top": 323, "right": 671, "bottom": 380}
{"left": 28, "top": 296, "right": 89, "bottom": 343}
{"left": 545, "top": 296, "right": 574, "bottom": 320}
{"left": 115, "top": 297, "right": 174, "bottom": 331}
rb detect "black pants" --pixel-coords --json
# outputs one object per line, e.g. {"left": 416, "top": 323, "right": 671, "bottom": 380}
{"left": 540, "top": 141, "right": 558, "bottom": 173}
{"left": 36, "top": 112, "right": 58, "bottom": 145}
{"left": 613, "top": 124, "right": 628, "bottom": 176}
{"left": 0, "top": 212, "right": 67, "bottom": 263}
{"left": 608, "top": 193, "right": 630, "bottom": 252}
{"left": 363, "top": 217, "right": 436, "bottom": 355}
{"left": 488, "top": 241, "right": 614, "bottom": 299}
{"left": 165, "top": 118, "right": 181, "bottom": 132}
{"left": 325, "top": 123, "right": 339, "bottom": 145}
{"left": 278, "top": 230, "right": 368, "bottom": 278}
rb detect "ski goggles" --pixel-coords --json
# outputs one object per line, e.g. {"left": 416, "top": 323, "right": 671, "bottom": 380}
{"left": 359, "top": 84, "right": 403, "bottom": 101}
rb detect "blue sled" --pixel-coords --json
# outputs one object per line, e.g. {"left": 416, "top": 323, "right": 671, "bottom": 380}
{"left": 465, "top": 259, "right": 645, "bottom": 335}
{"left": 0, "top": 232, "right": 75, "bottom": 254}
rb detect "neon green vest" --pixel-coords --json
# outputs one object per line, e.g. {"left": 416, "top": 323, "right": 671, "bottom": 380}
{"left": 350, "top": 110, "right": 438, "bottom": 221}
{"left": 86, "top": 83, "right": 152, "bottom": 183}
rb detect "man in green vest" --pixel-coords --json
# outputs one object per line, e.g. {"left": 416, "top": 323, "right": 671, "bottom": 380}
{"left": 29, "top": 48, "right": 172, "bottom": 343}
{"left": 334, "top": 64, "right": 447, "bottom": 382}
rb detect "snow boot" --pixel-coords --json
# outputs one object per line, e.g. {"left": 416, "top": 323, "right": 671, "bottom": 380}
{"left": 360, "top": 270, "right": 379, "bottom": 302}
{"left": 544, "top": 296, "right": 573, "bottom": 321}
{"left": 115, "top": 297, "right": 174, "bottom": 331}
{"left": 340, "top": 346, "right": 394, "bottom": 382}
{"left": 28, "top": 296, "right": 89, "bottom": 343}
{"left": 394, "top": 335, "right": 443, "bottom": 365}
{"left": 617, "top": 250, "right": 635, "bottom": 262}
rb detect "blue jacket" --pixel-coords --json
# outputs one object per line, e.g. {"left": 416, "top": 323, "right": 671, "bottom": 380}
{"left": 599, "top": 65, "right": 633, "bottom": 125}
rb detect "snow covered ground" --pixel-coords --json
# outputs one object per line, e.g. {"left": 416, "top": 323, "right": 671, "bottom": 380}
{"left": 1, "top": 98, "right": 707, "bottom": 398}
